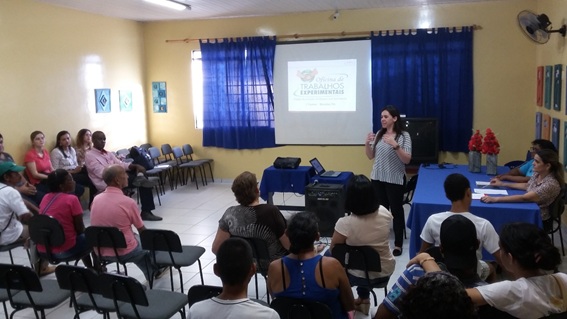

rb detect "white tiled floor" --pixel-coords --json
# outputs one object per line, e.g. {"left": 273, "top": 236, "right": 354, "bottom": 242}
{"left": 0, "top": 181, "right": 419, "bottom": 318}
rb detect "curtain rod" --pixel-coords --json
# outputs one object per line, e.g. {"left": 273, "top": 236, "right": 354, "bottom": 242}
{"left": 165, "top": 25, "right": 481, "bottom": 43}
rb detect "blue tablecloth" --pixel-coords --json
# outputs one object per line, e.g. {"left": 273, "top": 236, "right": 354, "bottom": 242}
{"left": 407, "top": 164, "right": 542, "bottom": 259}
{"left": 259, "top": 166, "right": 314, "bottom": 201}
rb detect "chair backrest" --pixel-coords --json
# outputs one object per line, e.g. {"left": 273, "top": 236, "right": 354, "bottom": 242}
{"left": 270, "top": 297, "right": 333, "bottom": 319}
{"left": 55, "top": 264, "right": 102, "bottom": 294}
{"left": 403, "top": 174, "right": 419, "bottom": 204}
{"left": 116, "top": 148, "right": 130, "bottom": 159}
{"left": 182, "top": 144, "right": 195, "bottom": 160}
{"left": 550, "top": 187, "right": 566, "bottom": 220}
{"left": 0, "top": 263, "right": 43, "bottom": 292}
{"left": 172, "top": 147, "right": 185, "bottom": 163}
{"left": 85, "top": 226, "right": 127, "bottom": 257}
{"left": 139, "top": 143, "right": 152, "bottom": 151}
{"left": 161, "top": 143, "right": 173, "bottom": 160}
{"left": 187, "top": 284, "right": 222, "bottom": 307}
{"left": 140, "top": 229, "right": 183, "bottom": 253}
{"left": 101, "top": 272, "right": 148, "bottom": 307}
{"left": 331, "top": 244, "right": 381, "bottom": 275}
{"left": 29, "top": 214, "right": 66, "bottom": 262}
{"left": 233, "top": 236, "right": 271, "bottom": 275}
{"left": 147, "top": 146, "right": 162, "bottom": 160}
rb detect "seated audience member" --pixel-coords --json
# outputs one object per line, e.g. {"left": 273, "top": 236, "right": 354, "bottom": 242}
{"left": 212, "top": 171, "right": 289, "bottom": 265}
{"left": 268, "top": 212, "right": 355, "bottom": 319}
{"left": 90, "top": 165, "right": 161, "bottom": 282}
{"left": 85, "top": 131, "right": 161, "bottom": 221}
{"left": 495, "top": 139, "right": 557, "bottom": 183}
{"left": 0, "top": 133, "right": 15, "bottom": 162}
{"left": 482, "top": 149, "right": 563, "bottom": 225}
{"left": 0, "top": 133, "right": 41, "bottom": 211}
{"left": 51, "top": 130, "right": 96, "bottom": 204}
{"left": 330, "top": 174, "right": 394, "bottom": 315}
{"left": 420, "top": 173, "right": 500, "bottom": 281}
{"left": 189, "top": 238, "right": 280, "bottom": 319}
{"left": 0, "top": 161, "right": 52, "bottom": 275}
{"left": 75, "top": 128, "right": 92, "bottom": 167}
{"left": 375, "top": 214, "right": 485, "bottom": 319}
{"left": 24, "top": 130, "right": 54, "bottom": 194}
{"left": 398, "top": 271, "right": 477, "bottom": 319}
{"left": 37, "top": 169, "right": 95, "bottom": 268}
{"left": 467, "top": 222, "right": 567, "bottom": 319}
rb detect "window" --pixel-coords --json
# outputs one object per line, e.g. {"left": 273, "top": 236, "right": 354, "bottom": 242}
{"left": 191, "top": 50, "right": 203, "bottom": 129}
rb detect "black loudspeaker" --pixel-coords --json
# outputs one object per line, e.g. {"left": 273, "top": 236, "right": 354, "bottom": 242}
{"left": 305, "top": 183, "right": 346, "bottom": 237}
{"left": 403, "top": 118, "right": 439, "bottom": 165}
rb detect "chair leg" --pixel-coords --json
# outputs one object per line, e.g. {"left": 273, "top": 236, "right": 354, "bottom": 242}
{"left": 198, "top": 259, "right": 204, "bottom": 285}
{"left": 370, "top": 289, "right": 378, "bottom": 306}
{"left": 560, "top": 227, "right": 565, "bottom": 256}
{"left": 207, "top": 163, "right": 214, "bottom": 183}
{"left": 253, "top": 272, "right": 259, "bottom": 300}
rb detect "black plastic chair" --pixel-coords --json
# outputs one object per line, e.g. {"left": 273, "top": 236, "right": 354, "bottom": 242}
{"left": 55, "top": 265, "right": 117, "bottom": 319}
{"left": 545, "top": 186, "right": 566, "bottom": 256}
{"left": 0, "top": 263, "right": 70, "bottom": 319}
{"left": 331, "top": 244, "right": 389, "bottom": 306}
{"left": 402, "top": 174, "right": 418, "bottom": 207}
{"left": 187, "top": 284, "right": 222, "bottom": 307}
{"left": 270, "top": 297, "right": 333, "bottom": 319}
{"left": 29, "top": 215, "right": 91, "bottom": 268}
{"left": 139, "top": 143, "right": 152, "bottom": 151}
{"left": 85, "top": 226, "right": 130, "bottom": 275}
{"left": 101, "top": 272, "right": 188, "bottom": 319}
{"left": 140, "top": 229, "right": 205, "bottom": 293}
{"left": 173, "top": 146, "right": 205, "bottom": 189}
{"left": 182, "top": 144, "right": 214, "bottom": 183}
{"left": 1, "top": 288, "right": 12, "bottom": 319}
{"left": 0, "top": 238, "right": 31, "bottom": 265}
{"left": 233, "top": 236, "right": 272, "bottom": 302}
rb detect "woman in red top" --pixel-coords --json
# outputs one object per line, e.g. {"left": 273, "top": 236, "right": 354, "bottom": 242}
{"left": 38, "top": 169, "right": 94, "bottom": 268}
{"left": 24, "top": 131, "right": 54, "bottom": 194}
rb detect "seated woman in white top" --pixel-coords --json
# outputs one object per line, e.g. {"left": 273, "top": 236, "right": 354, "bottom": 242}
{"left": 330, "top": 174, "right": 395, "bottom": 315}
{"left": 467, "top": 222, "right": 567, "bottom": 319}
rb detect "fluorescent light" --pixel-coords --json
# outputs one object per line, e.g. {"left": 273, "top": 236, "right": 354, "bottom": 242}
{"left": 144, "top": 0, "right": 189, "bottom": 11}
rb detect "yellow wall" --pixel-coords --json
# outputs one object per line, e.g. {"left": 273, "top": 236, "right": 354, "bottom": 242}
{"left": 2, "top": 0, "right": 558, "bottom": 182}
{"left": 0, "top": 0, "right": 147, "bottom": 161}
{"left": 143, "top": 0, "right": 538, "bottom": 180}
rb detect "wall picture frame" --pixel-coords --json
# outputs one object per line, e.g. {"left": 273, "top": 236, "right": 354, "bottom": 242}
{"left": 544, "top": 65, "right": 552, "bottom": 110}
{"left": 553, "top": 64, "right": 562, "bottom": 111}
{"left": 119, "top": 90, "right": 133, "bottom": 112}
{"left": 152, "top": 81, "right": 167, "bottom": 113}
{"left": 95, "top": 88, "right": 111, "bottom": 113}
{"left": 537, "top": 66, "right": 543, "bottom": 107}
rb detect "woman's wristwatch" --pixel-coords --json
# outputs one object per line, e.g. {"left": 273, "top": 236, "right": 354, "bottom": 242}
{"left": 393, "top": 145, "right": 400, "bottom": 150}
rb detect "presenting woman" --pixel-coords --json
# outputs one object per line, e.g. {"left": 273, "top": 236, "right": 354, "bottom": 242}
{"left": 365, "top": 105, "right": 412, "bottom": 256}
{"left": 482, "top": 149, "right": 563, "bottom": 227}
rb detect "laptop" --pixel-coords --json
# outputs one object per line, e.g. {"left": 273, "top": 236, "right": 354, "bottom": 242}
{"left": 309, "top": 158, "right": 341, "bottom": 177}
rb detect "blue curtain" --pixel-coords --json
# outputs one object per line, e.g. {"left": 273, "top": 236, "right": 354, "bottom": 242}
{"left": 371, "top": 27, "right": 474, "bottom": 152}
{"left": 200, "top": 36, "right": 276, "bottom": 149}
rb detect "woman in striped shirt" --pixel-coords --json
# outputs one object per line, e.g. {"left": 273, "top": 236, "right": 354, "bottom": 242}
{"left": 365, "top": 105, "right": 412, "bottom": 256}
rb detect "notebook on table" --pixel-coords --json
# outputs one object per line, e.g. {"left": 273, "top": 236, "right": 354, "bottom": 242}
{"left": 309, "top": 158, "right": 341, "bottom": 177}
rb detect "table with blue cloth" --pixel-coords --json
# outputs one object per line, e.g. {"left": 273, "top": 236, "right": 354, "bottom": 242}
{"left": 407, "top": 164, "right": 542, "bottom": 259}
{"left": 259, "top": 166, "right": 353, "bottom": 210}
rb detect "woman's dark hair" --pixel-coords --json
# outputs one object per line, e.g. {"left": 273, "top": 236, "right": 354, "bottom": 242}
{"left": 536, "top": 149, "right": 565, "bottom": 187}
{"left": 30, "top": 130, "right": 44, "bottom": 142}
{"left": 231, "top": 171, "right": 258, "bottom": 206}
{"left": 344, "top": 174, "right": 378, "bottom": 215}
{"left": 399, "top": 272, "right": 477, "bottom": 319}
{"left": 47, "top": 169, "right": 71, "bottom": 193}
{"left": 55, "top": 130, "right": 71, "bottom": 159}
{"left": 76, "top": 128, "right": 91, "bottom": 149}
{"left": 287, "top": 212, "right": 319, "bottom": 254}
{"left": 374, "top": 105, "right": 405, "bottom": 145}
{"left": 499, "top": 222, "right": 561, "bottom": 271}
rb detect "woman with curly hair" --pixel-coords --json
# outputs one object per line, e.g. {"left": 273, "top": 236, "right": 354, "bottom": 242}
{"left": 212, "top": 171, "right": 289, "bottom": 264}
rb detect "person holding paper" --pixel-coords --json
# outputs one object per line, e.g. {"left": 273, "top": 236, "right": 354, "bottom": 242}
{"left": 482, "top": 149, "right": 563, "bottom": 226}
{"left": 493, "top": 139, "right": 556, "bottom": 183}
{"left": 365, "top": 105, "right": 412, "bottom": 257}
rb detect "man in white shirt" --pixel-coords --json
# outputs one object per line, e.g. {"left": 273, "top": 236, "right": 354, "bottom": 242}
{"left": 419, "top": 173, "right": 501, "bottom": 281}
{"left": 189, "top": 237, "right": 279, "bottom": 319}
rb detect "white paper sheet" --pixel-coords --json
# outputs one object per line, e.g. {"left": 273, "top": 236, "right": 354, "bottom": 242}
{"left": 475, "top": 181, "right": 491, "bottom": 186}
{"left": 473, "top": 188, "right": 508, "bottom": 195}
{"left": 472, "top": 193, "right": 484, "bottom": 200}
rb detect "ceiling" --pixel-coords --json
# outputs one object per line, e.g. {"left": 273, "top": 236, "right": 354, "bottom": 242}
{"left": 35, "top": 0, "right": 499, "bottom": 22}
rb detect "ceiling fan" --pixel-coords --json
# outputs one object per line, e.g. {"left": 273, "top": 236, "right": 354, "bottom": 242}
{"left": 517, "top": 10, "right": 566, "bottom": 44}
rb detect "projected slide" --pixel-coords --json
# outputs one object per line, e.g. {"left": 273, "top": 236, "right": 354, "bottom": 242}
{"left": 288, "top": 59, "right": 357, "bottom": 112}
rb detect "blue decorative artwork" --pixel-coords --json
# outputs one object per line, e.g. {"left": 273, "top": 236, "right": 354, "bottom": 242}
{"left": 95, "top": 89, "right": 111, "bottom": 113}
{"left": 119, "top": 90, "right": 133, "bottom": 112}
{"left": 544, "top": 65, "right": 552, "bottom": 110}
{"left": 535, "top": 112, "right": 542, "bottom": 139}
{"left": 152, "top": 81, "right": 167, "bottom": 113}
{"left": 553, "top": 64, "right": 562, "bottom": 111}
{"left": 552, "top": 118, "right": 560, "bottom": 151}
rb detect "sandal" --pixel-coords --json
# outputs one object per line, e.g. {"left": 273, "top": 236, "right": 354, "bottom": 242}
{"left": 354, "top": 298, "right": 371, "bottom": 315}
{"left": 393, "top": 247, "right": 403, "bottom": 256}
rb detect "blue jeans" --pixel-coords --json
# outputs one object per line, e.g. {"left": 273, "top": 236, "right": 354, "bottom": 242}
{"left": 101, "top": 235, "right": 158, "bottom": 281}
{"left": 348, "top": 273, "right": 390, "bottom": 299}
